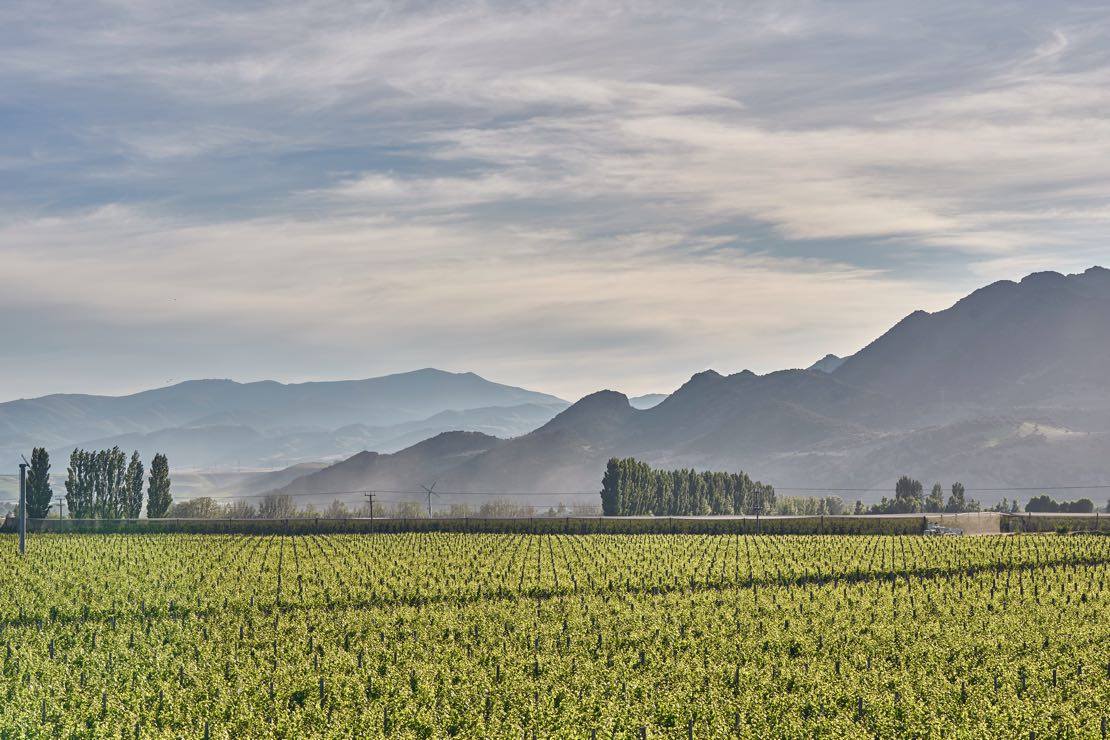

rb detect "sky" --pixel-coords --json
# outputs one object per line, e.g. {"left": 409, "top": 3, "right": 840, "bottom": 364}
{"left": 1, "top": 0, "right": 1109, "bottom": 402}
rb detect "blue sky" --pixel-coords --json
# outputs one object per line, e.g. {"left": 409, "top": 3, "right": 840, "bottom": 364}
{"left": 1, "top": 0, "right": 1109, "bottom": 401}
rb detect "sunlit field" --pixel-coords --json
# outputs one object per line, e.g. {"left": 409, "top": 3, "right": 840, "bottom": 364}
{"left": 1, "top": 533, "right": 1108, "bottom": 737}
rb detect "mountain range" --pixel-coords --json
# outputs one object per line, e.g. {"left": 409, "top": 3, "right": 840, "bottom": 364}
{"left": 273, "top": 267, "right": 1110, "bottom": 509}
{"left": 5, "top": 267, "right": 1109, "bottom": 509}
{"left": 0, "top": 369, "right": 567, "bottom": 470}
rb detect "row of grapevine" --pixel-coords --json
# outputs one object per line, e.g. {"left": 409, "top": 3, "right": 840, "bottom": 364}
{"left": 0, "top": 533, "right": 1106, "bottom": 736}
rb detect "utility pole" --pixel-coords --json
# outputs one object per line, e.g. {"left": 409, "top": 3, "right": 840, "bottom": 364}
{"left": 18, "top": 461, "right": 27, "bottom": 556}
{"left": 363, "top": 491, "right": 376, "bottom": 524}
{"left": 56, "top": 495, "right": 64, "bottom": 521}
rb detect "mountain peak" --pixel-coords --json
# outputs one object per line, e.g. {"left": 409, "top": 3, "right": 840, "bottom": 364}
{"left": 808, "top": 354, "right": 845, "bottom": 374}
{"left": 537, "top": 390, "right": 634, "bottom": 440}
{"left": 834, "top": 265, "right": 1110, "bottom": 405}
{"left": 397, "top": 430, "right": 502, "bottom": 458}
{"left": 1019, "top": 270, "right": 1066, "bottom": 286}
{"left": 569, "top": 389, "right": 631, "bottom": 409}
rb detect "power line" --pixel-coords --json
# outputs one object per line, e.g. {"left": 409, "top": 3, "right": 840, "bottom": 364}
{"left": 202, "top": 488, "right": 598, "bottom": 500}
{"left": 211, "top": 483, "right": 1110, "bottom": 501}
{"left": 776, "top": 485, "right": 1110, "bottom": 493}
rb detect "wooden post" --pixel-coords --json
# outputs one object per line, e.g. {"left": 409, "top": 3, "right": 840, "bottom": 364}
{"left": 18, "top": 463, "right": 27, "bottom": 555}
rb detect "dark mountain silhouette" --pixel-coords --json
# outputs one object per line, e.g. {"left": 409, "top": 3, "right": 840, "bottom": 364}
{"left": 834, "top": 266, "right": 1110, "bottom": 415}
{"left": 278, "top": 267, "right": 1110, "bottom": 506}
{"left": 2, "top": 369, "right": 565, "bottom": 468}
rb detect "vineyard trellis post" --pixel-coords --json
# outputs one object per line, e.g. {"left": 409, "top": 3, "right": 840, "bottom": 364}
{"left": 18, "top": 460, "right": 27, "bottom": 555}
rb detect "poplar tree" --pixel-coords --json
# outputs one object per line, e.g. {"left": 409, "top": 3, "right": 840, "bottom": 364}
{"left": 26, "top": 447, "right": 53, "bottom": 518}
{"left": 946, "top": 482, "right": 967, "bottom": 513}
{"left": 123, "top": 452, "right": 145, "bottom": 518}
{"left": 925, "top": 483, "right": 945, "bottom": 513}
{"left": 600, "top": 459, "right": 621, "bottom": 516}
{"left": 66, "top": 449, "right": 95, "bottom": 519}
{"left": 146, "top": 453, "right": 172, "bottom": 518}
{"left": 93, "top": 447, "right": 127, "bottom": 518}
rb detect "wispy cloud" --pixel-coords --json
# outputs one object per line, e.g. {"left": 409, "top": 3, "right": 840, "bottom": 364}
{"left": 1, "top": 1, "right": 1108, "bottom": 398}
{"left": 0, "top": 205, "right": 964, "bottom": 399}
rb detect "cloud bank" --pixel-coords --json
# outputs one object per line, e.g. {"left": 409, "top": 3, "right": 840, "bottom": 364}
{"left": 1, "top": 1, "right": 1108, "bottom": 399}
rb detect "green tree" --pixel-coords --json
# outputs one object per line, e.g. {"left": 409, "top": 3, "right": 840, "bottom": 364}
{"left": 946, "top": 482, "right": 967, "bottom": 513}
{"left": 65, "top": 449, "right": 92, "bottom": 518}
{"left": 853, "top": 500, "right": 864, "bottom": 515}
{"left": 893, "top": 476, "right": 924, "bottom": 513}
{"left": 146, "top": 453, "right": 172, "bottom": 518}
{"left": 25, "top": 447, "right": 53, "bottom": 519}
{"left": 600, "top": 458, "right": 621, "bottom": 516}
{"left": 1025, "top": 495, "right": 1057, "bottom": 513}
{"left": 925, "top": 483, "right": 945, "bottom": 513}
{"left": 123, "top": 452, "right": 144, "bottom": 518}
{"left": 93, "top": 447, "right": 127, "bottom": 518}
{"left": 599, "top": 457, "right": 774, "bottom": 517}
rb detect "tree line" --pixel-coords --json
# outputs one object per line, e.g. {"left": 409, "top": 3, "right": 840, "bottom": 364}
{"left": 600, "top": 463, "right": 1110, "bottom": 518}
{"left": 858, "top": 477, "right": 1104, "bottom": 515}
{"left": 21, "top": 447, "right": 172, "bottom": 519}
{"left": 858, "top": 478, "right": 982, "bottom": 515}
{"left": 1023, "top": 495, "right": 1097, "bottom": 513}
{"left": 600, "top": 458, "right": 777, "bottom": 516}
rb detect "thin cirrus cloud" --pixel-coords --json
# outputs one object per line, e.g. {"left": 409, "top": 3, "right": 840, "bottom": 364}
{"left": 0, "top": 1, "right": 1108, "bottom": 400}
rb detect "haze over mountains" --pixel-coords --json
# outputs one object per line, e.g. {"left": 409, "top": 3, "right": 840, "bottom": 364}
{"left": 274, "top": 267, "right": 1110, "bottom": 509}
{"left": 5, "top": 267, "right": 1109, "bottom": 509}
{"left": 0, "top": 369, "right": 567, "bottom": 470}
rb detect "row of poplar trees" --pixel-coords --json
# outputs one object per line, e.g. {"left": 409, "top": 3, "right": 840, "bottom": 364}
{"left": 23, "top": 447, "right": 172, "bottom": 519}
{"left": 600, "top": 457, "right": 776, "bottom": 516}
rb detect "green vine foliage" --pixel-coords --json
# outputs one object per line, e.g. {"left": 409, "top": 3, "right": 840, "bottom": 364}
{"left": 0, "top": 532, "right": 1106, "bottom": 737}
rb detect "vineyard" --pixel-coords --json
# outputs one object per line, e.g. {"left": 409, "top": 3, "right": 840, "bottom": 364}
{"left": 0, "top": 533, "right": 1108, "bottom": 738}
